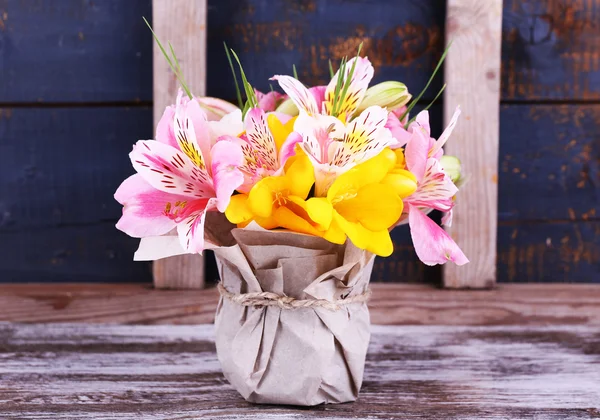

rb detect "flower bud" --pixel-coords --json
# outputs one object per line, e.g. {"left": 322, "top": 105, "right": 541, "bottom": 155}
{"left": 440, "top": 155, "right": 462, "bottom": 184}
{"left": 275, "top": 98, "right": 300, "bottom": 116}
{"left": 196, "top": 97, "right": 239, "bottom": 121}
{"left": 356, "top": 81, "right": 411, "bottom": 113}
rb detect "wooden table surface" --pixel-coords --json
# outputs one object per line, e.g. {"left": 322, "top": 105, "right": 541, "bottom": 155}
{"left": 1, "top": 324, "right": 599, "bottom": 419}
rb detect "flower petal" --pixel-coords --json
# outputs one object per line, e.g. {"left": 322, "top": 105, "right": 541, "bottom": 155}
{"left": 114, "top": 174, "right": 178, "bottom": 237}
{"left": 225, "top": 194, "right": 253, "bottom": 224}
{"left": 130, "top": 140, "right": 214, "bottom": 198}
{"left": 285, "top": 153, "right": 316, "bottom": 198}
{"left": 407, "top": 204, "right": 468, "bottom": 266}
{"left": 196, "top": 96, "right": 239, "bottom": 121}
{"left": 323, "top": 57, "right": 374, "bottom": 117}
{"left": 176, "top": 198, "right": 216, "bottom": 254}
{"left": 382, "top": 169, "right": 418, "bottom": 198}
{"left": 273, "top": 205, "right": 322, "bottom": 237}
{"left": 430, "top": 106, "right": 461, "bottom": 158}
{"left": 331, "top": 106, "right": 397, "bottom": 168}
{"left": 247, "top": 178, "right": 278, "bottom": 218}
{"left": 210, "top": 139, "right": 245, "bottom": 212}
{"left": 256, "top": 89, "right": 285, "bottom": 112}
{"left": 245, "top": 108, "right": 279, "bottom": 170}
{"left": 334, "top": 183, "right": 403, "bottom": 231}
{"left": 156, "top": 105, "right": 179, "bottom": 149}
{"left": 209, "top": 109, "right": 244, "bottom": 142}
{"left": 271, "top": 75, "right": 320, "bottom": 115}
{"left": 278, "top": 132, "right": 302, "bottom": 171}
{"left": 333, "top": 212, "right": 394, "bottom": 257}
{"left": 407, "top": 158, "right": 458, "bottom": 212}
{"left": 404, "top": 126, "right": 429, "bottom": 181}
{"left": 173, "top": 98, "right": 211, "bottom": 170}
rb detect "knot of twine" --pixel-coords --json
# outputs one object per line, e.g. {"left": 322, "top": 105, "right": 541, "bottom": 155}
{"left": 217, "top": 283, "right": 371, "bottom": 311}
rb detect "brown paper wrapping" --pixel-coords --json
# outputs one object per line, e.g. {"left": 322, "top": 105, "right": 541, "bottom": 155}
{"left": 213, "top": 227, "right": 374, "bottom": 406}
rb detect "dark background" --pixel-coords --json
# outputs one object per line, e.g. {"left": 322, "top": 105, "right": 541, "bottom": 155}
{"left": 0, "top": 0, "right": 598, "bottom": 283}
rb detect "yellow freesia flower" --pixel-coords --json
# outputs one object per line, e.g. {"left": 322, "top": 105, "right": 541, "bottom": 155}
{"left": 381, "top": 148, "right": 418, "bottom": 198}
{"left": 304, "top": 149, "right": 412, "bottom": 256}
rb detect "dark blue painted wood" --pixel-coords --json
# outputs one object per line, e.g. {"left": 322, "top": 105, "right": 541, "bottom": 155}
{"left": 497, "top": 221, "right": 600, "bottom": 283}
{"left": 502, "top": 0, "right": 600, "bottom": 100}
{"left": 498, "top": 105, "right": 599, "bottom": 222}
{"left": 0, "top": 222, "right": 151, "bottom": 282}
{"left": 206, "top": 0, "right": 446, "bottom": 102}
{"left": 0, "top": 107, "right": 152, "bottom": 232}
{"left": 0, "top": 0, "right": 152, "bottom": 103}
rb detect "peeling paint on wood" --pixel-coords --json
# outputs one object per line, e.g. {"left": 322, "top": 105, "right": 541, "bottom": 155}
{"left": 0, "top": 323, "right": 598, "bottom": 418}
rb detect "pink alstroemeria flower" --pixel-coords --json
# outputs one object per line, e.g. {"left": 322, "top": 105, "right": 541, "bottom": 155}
{"left": 220, "top": 107, "right": 302, "bottom": 193}
{"left": 294, "top": 106, "right": 397, "bottom": 196}
{"left": 272, "top": 56, "right": 374, "bottom": 120}
{"left": 401, "top": 106, "right": 467, "bottom": 266}
{"left": 115, "top": 91, "right": 245, "bottom": 254}
{"left": 255, "top": 89, "right": 286, "bottom": 112}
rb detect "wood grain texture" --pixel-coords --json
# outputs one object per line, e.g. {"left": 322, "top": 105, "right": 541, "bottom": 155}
{"left": 0, "top": 0, "right": 152, "bottom": 103}
{"left": 498, "top": 104, "right": 600, "bottom": 222}
{"left": 443, "top": 0, "right": 503, "bottom": 289}
{"left": 502, "top": 0, "right": 600, "bottom": 100}
{"left": 206, "top": 0, "right": 445, "bottom": 101}
{"left": 1, "top": 323, "right": 598, "bottom": 418}
{"left": 2, "top": 283, "right": 600, "bottom": 325}
{"left": 151, "top": 0, "right": 207, "bottom": 289}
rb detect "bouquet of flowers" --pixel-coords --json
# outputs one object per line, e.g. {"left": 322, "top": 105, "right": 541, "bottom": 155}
{"left": 115, "top": 32, "right": 467, "bottom": 405}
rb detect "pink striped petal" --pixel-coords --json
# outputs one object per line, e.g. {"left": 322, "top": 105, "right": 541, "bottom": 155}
{"left": 210, "top": 138, "right": 245, "bottom": 212}
{"left": 386, "top": 112, "right": 411, "bottom": 148}
{"left": 114, "top": 174, "right": 179, "bottom": 237}
{"left": 331, "top": 106, "right": 396, "bottom": 168}
{"left": 174, "top": 97, "right": 212, "bottom": 171}
{"left": 408, "top": 204, "right": 468, "bottom": 266}
{"left": 406, "top": 158, "right": 458, "bottom": 212}
{"left": 405, "top": 127, "right": 429, "bottom": 181}
{"left": 130, "top": 140, "right": 214, "bottom": 198}
{"left": 278, "top": 132, "right": 302, "bottom": 170}
{"left": 244, "top": 108, "right": 279, "bottom": 170}
{"left": 271, "top": 75, "right": 320, "bottom": 115}
{"left": 430, "top": 106, "right": 461, "bottom": 158}
{"left": 309, "top": 85, "right": 327, "bottom": 113}
{"left": 177, "top": 198, "right": 216, "bottom": 253}
{"left": 324, "top": 56, "right": 374, "bottom": 117}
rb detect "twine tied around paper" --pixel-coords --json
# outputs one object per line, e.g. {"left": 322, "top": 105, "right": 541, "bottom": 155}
{"left": 217, "top": 283, "right": 371, "bottom": 311}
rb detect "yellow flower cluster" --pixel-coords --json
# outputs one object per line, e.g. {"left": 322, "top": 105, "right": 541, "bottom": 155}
{"left": 225, "top": 148, "right": 417, "bottom": 256}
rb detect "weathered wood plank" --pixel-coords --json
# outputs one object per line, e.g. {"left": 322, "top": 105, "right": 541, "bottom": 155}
{"left": 499, "top": 104, "right": 600, "bottom": 222}
{"left": 151, "top": 0, "right": 207, "bottom": 290}
{"left": 498, "top": 220, "right": 600, "bottom": 283}
{"left": 502, "top": 0, "right": 600, "bottom": 100}
{"left": 0, "top": 107, "right": 152, "bottom": 232}
{"left": 1, "top": 323, "right": 598, "bottom": 418}
{"left": 206, "top": 0, "right": 446, "bottom": 101}
{"left": 443, "top": 0, "right": 503, "bottom": 289}
{"left": 0, "top": 223, "right": 151, "bottom": 283}
{"left": 0, "top": 0, "right": 152, "bottom": 103}
{"left": 1, "top": 283, "right": 600, "bottom": 325}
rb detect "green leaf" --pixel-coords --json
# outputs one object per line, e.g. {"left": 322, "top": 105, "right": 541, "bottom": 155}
{"left": 230, "top": 49, "right": 258, "bottom": 115}
{"left": 292, "top": 64, "right": 299, "bottom": 80}
{"left": 328, "top": 59, "right": 335, "bottom": 79}
{"left": 400, "top": 41, "right": 452, "bottom": 125}
{"left": 224, "top": 43, "right": 243, "bottom": 109}
{"left": 333, "top": 42, "right": 363, "bottom": 116}
{"left": 143, "top": 17, "right": 193, "bottom": 99}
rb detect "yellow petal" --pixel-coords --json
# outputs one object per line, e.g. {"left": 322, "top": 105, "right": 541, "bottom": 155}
{"left": 392, "top": 148, "right": 406, "bottom": 168}
{"left": 273, "top": 206, "right": 322, "bottom": 237}
{"left": 334, "top": 183, "right": 403, "bottom": 231}
{"left": 333, "top": 212, "right": 394, "bottom": 257}
{"left": 285, "top": 153, "right": 315, "bottom": 198}
{"left": 254, "top": 214, "right": 279, "bottom": 230}
{"left": 225, "top": 194, "right": 253, "bottom": 224}
{"left": 322, "top": 216, "right": 347, "bottom": 244}
{"left": 305, "top": 197, "right": 333, "bottom": 229}
{"left": 381, "top": 169, "right": 418, "bottom": 198}
{"left": 327, "top": 148, "right": 396, "bottom": 202}
{"left": 247, "top": 179, "right": 276, "bottom": 218}
{"left": 267, "top": 114, "right": 297, "bottom": 152}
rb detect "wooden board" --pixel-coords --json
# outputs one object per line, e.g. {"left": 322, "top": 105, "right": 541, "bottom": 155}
{"left": 0, "top": 223, "right": 151, "bottom": 283}
{"left": 1, "top": 323, "right": 598, "bottom": 418}
{"left": 206, "top": 0, "right": 446, "bottom": 101}
{"left": 0, "top": 0, "right": 152, "bottom": 103}
{"left": 0, "top": 107, "right": 152, "bottom": 231}
{"left": 502, "top": 0, "right": 600, "bottom": 101}
{"left": 499, "top": 104, "right": 600, "bottom": 222}
{"left": 2, "top": 283, "right": 600, "bottom": 325}
{"left": 443, "top": 0, "right": 503, "bottom": 289}
{"left": 151, "top": 0, "right": 207, "bottom": 289}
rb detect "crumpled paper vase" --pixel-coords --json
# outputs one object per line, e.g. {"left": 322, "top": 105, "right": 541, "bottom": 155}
{"left": 213, "top": 227, "right": 374, "bottom": 406}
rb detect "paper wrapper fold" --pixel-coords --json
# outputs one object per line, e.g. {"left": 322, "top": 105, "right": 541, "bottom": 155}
{"left": 214, "top": 227, "right": 374, "bottom": 406}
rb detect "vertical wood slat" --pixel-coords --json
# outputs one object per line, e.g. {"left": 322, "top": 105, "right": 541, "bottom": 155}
{"left": 151, "top": 0, "right": 207, "bottom": 289}
{"left": 443, "top": 0, "right": 503, "bottom": 288}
